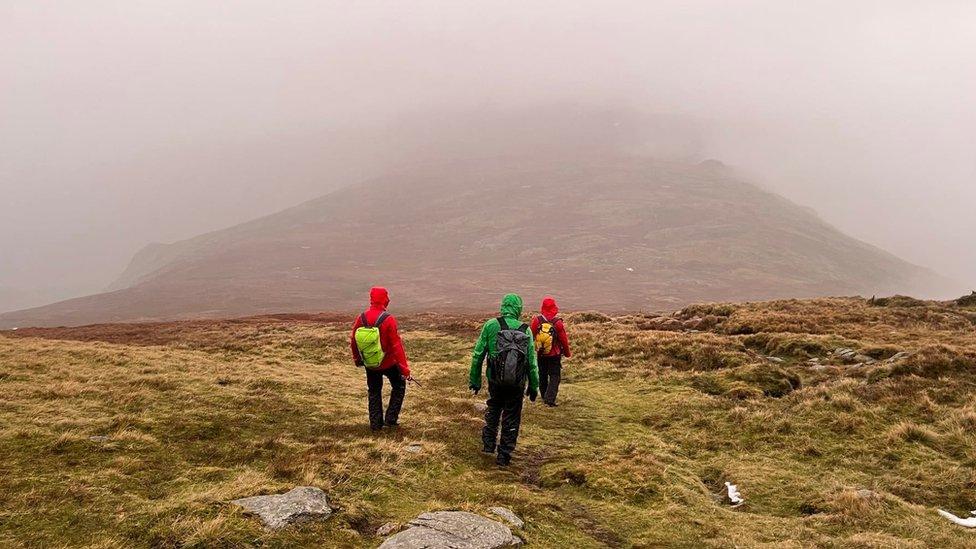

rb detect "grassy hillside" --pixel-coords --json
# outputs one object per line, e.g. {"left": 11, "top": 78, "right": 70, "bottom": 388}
{"left": 0, "top": 156, "right": 945, "bottom": 329}
{"left": 2, "top": 296, "right": 976, "bottom": 547}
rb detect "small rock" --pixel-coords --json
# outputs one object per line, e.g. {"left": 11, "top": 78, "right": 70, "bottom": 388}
{"left": 473, "top": 402, "right": 488, "bottom": 413}
{"left": 376, "top": 522, "right": 398, "bottom": 536}
{"left": 405, "top": 443, "right": 423, "bottom": 453}
{"left": 766, "top": 356, "right": 785, "bottom": 364}
{"left": 856, "top": 489, "right": 881, "bottom": 501}
{"left": 231, "top": 486, "right": 333, "bottom": 530}
{"left": 489, "top": 507, "right": 524, "bottom": 529}
{"left": 88, "top": 435, "right": 109, "bottom": 443}
{"left": 853, "top": 354, "right": 873, "bottom": 364}
{"left": 379, "top": 511, "right": 520, "bottom": 548}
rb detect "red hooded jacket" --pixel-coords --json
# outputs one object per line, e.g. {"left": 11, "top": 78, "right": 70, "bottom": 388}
{"left": 530, "top": 296, "right": 571, "bottom": 358}
{"left": 350, "top": 287, "right": 410, "bottom": 376}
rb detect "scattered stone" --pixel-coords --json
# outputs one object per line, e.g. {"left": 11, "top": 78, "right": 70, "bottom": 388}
{"left": 378, "top": 511, "right": 521, "bottom": 548}
{"left": 856, "top": 489, "right": 881, "bottom": 501}
{"left": 766, "top": 356, "right": 785, "bottom": 364}
{"left": 887, "top": 351, "right": 910, "bottom": 363}
{"left": 473, "top": 401, "right": 488, "bottom": 413}
{"left": 488, "top": 507, "right": 524, "bottom": 529}
{"left": 376, "top": 522, "right": 399, "bottom": 536}
{"left": 405, "top": 443, "right": 423, "bottom": 453}
{"left": 853, "top": 354, "right": 874, "bottom": 364}
{"left": 88, "top": 435, "right": 110, "bottom": 443}
{"left": 230, "top": 486, "right": 333, "bottom": 530}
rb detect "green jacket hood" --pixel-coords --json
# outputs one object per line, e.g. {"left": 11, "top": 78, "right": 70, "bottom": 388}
{"left": 500, "top": 293, "right": 523, "bottom": 319}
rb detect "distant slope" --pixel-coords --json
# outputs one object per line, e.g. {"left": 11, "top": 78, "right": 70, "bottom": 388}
{"left": 0, "top": 156, "right": 943, "bottom": 327}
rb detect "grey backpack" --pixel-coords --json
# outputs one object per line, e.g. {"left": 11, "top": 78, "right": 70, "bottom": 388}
{"left": 489, "top": 317, "right": 530, "bottom": 387}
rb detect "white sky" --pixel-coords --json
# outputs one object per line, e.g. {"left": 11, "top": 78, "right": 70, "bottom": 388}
{"left": 2, "top": 1, "right": 974, "bottom": 311}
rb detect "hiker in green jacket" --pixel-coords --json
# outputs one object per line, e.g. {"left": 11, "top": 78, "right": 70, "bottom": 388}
{"left": 469, "top": 293, "right": 539, "bottom": 466}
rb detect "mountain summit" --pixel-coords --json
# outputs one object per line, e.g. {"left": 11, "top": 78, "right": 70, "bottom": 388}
{"left": 0, "top": 156, "right": 941, "bottom": 327}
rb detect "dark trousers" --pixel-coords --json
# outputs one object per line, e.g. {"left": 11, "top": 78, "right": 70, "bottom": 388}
{"left": 365, "top": 367, "right": 406, "bottom": 429}
{"left": 538, "top": 355, "right": 562, "bottom": 405}
{"left": 482, "top": 383, "right": 525, "bottom": 457}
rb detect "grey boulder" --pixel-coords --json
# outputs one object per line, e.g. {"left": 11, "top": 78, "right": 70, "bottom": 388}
{"left": 230, "top": 486, "right": 333, "bottom": 530}
{"left": 379, "top": 511, "right": 521, "bottom": 548}
{"left": 488, "top": 507, "right": 524, "bottom": 529}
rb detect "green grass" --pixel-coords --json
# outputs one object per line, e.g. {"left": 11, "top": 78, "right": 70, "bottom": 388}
{"left": 2, "top": 297, "right": 976, "bottom": 547}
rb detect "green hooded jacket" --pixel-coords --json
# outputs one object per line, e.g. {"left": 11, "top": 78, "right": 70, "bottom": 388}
{"left": 469, "top": 293, "right": 539, "bottom": 391}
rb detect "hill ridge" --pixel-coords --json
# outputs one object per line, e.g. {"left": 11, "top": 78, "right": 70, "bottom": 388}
{"left": 0, "top": 155, "right": 943, "bottom": 328}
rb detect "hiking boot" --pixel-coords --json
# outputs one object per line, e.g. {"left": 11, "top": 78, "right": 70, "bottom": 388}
{"left": 482, "top": 443, "right": 496, "bottom": 455}
{"left": 384, "top": 421, "right": 399, "bottom": 428}
{"left": 545, "top": 401, "right": 558, "bottom": 407}
{"left": 496, "top": 452, "right": 511, "bottom": 467}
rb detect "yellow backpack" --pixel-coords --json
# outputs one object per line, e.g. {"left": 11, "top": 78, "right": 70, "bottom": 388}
{"left": 534, "top": 316, "right": 558, "bottom": 354}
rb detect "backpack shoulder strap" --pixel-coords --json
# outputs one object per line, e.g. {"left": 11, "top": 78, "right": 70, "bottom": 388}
{"left": 374, "top": 311, "right": 390, "bottom": 328}
{"left": 359, "top": 312, "right": 368, "bottom": 328}
{"left": 518, "top": 323, "right": 528, "bottom": 333}
{"left": 496, "top": 317, "right": 507, "bottom": 332}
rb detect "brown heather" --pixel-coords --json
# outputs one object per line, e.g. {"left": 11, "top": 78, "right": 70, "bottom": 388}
{"left": 2, "top": 295, "right": 976, "bottom": 547}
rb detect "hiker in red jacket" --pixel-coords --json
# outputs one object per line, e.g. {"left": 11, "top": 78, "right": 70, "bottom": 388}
{"left": 530, "top": 296, "right": 571, "bottom": 407}
{"left": 350, "top": 287, "right": 411, "bottom": 431}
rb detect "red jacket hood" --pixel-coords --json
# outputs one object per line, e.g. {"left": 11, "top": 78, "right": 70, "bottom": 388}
{"left": 541, "top": 296, "right": 559, "bottom": 319}
{"left": 369, "top": 287, "right": 390, "bottom": 310}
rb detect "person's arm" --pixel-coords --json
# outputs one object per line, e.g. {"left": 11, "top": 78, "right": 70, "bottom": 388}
{"left": 530, "top": 315, "right": 540, "bottom": 335}
{"left": 350, "top": 316, "right": 363, "bottom": 366}
{"left": 469, "top": 321, "right": 492, "bottom": 390}
{"left": 526, "top": 327, "right": 539, "bottom": 392}
{"left": 385, "top": 315, "right": 410, "bottom": 377}
{"left": 557, "top": 319, "right": 571, "bottom": 358}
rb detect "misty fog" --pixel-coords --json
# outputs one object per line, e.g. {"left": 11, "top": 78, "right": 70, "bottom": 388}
{"left": 2, "top": 1, "right": 974, "bottom": 313}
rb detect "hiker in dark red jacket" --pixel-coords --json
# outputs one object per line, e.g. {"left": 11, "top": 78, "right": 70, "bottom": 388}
{"left": 530, "top": 296, "right": 571, "bottom": 407}
{"left": 350, "top": 287, "right": 412, "bottom": 431}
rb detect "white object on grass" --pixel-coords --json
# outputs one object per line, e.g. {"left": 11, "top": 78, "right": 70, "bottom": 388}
{"left": 938, "top": 509, "right": 976, "bottom": 528}
{"left": 725, "top": 482, "right": 744, "bottom": 506}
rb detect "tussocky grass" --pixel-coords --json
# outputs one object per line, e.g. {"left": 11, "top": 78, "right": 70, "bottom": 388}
{"left": 1, "top": 296, "right": 976, "bottom": 547}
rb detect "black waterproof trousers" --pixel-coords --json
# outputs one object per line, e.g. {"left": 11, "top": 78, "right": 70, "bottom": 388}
{"left": 366, "top": 366, "right": 406, "bottom": 430}
{"left": 482, "top": 382, "right": 525, "bottom": 458}
{"left": 538, "top": 355, "right": 562, "bottom": 405}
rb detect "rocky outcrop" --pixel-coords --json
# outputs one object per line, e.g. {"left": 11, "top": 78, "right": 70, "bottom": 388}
{"left": 230, "top": 486, "right": 333, "bottom": 530}
{"left": 379, "top": 511, "right": 521, "bottom": 548}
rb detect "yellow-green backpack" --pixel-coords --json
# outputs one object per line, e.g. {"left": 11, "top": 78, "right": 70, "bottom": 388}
{"left": 355, "top": 312, "right": 390, "bottom": 368}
